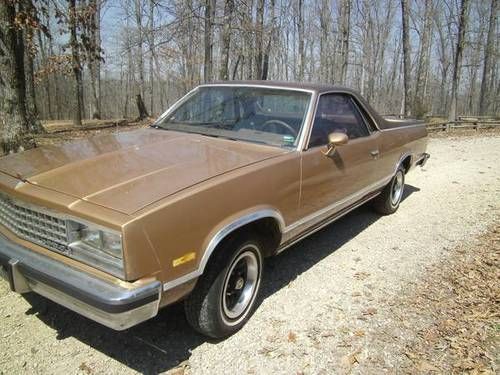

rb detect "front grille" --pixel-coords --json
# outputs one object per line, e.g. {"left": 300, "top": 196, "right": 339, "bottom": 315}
{"left": 0, "top": 193, "right": 69, "bottom": 252}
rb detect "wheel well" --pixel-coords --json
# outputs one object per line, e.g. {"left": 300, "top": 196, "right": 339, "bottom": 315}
{"left": 401, "top": 155, "right": 412, "bottom": 174}
{"left": 214, "top": 217, "right": 282, "bottom": 259}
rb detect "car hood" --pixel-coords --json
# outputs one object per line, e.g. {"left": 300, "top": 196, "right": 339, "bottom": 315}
{"left": 0, "top": 128, "right": 286, "bottom": 214}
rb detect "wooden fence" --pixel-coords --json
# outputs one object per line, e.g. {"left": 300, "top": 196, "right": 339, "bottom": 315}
{"left": 383, "top": 115, "right": 500, "bottom": 132}
{"left": 425, "top": 116, "right": 500, "bottom": 132}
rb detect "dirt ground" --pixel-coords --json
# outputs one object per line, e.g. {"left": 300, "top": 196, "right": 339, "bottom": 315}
{"left": 0, "top": 132, "right": 499, "bottom": 374}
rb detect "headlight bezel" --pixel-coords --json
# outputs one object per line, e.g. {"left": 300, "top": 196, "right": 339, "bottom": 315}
{"left": 66, "top": 219, "right": 125, "bottom": 278}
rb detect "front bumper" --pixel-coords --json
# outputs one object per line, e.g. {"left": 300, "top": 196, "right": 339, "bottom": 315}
{"left": 0, "top": 234, "right": 161, "bottom": 330}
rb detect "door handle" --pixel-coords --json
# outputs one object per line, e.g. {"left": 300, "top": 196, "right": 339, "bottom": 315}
{"left": 370, "top": 150, "right": 380, "bottom": 158}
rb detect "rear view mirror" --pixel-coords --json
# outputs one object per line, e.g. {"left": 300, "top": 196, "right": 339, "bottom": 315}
{"left": 322, "top": 132, "right": 348, "bottom": 157}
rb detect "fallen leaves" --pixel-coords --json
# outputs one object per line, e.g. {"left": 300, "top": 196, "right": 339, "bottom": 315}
{"left": 362, "top": 307, "right": 378, "bottom": 316}
{"left": 396, "top": 219, "right": 500, "bottom": 373}
{"left": 353, "top": 271, "right": 371, "bottom": 280}
{"left": 353, "top": 329, "right": 365, "bottom": 337}
{"left": 341, "top": 349, "right": 361, "bottom": 367}
{"left": 78, "top": 362, "right": 93, "bottom": 375}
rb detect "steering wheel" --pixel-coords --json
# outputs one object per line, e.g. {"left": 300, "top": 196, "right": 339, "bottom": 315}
{"left": 261, "top": 119, "right": 297, "bottom": 137}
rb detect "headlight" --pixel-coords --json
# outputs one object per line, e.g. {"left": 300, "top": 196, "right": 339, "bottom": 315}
{"left": 67, "top": 220, "right": 124, "bottom": 278}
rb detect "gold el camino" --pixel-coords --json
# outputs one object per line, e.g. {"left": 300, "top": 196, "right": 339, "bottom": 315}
{"left": 0, "top": 82, "right": 429, "bottom": 338}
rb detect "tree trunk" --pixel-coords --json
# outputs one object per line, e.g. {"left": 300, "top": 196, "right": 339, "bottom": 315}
{"left": 135, "top": 94, "right": 149, "bottom": 120}
{"left": 319, "top": 0, "right": 329, "bottom": 81}
{"left": 135, "top": 0, "right": 145, "bottom": 99}
{"left": 339, "top": 0, "right": 351, "bottom": 85}
{"left": 254, "top": 0, "right": 265, "bottom": 79}
{"left": 69, "top": 0, "right": 84, "bottom": 126}
{"left": 88, "top": 0, "right": 101, "bottom": 119}
{"left": 203, "top": 0, "right": 216, "bottom": 82}
{"left": 448, "top": 0, "right": 470, "bottom": 121}
{"left": 37, "top": 29, "right": 52, "bottom": 120}
{"left": 297, "top": 0, "right": 305, "bottom": 81}
{"left": 219, "top": 0, "right": 234, "bottom": 80}
{"left": 16, "top": 0, "right": 41, "bottom": 133}
{"left": 413, "top": 0, "right": 433, "bottom": 117}
{"left": 148, "top": 0, "right": 155, "bottom": 114}
{"left": 24, "top": 43, "right": 44, "bottom": 133}
{"left": 0, "top": 0, "right": 34, "bottom": 153}
{"left": 261, "top": 0, "right": 275, "bottom": 80}
{"left": 479, "top": 0, "right": 498, "bottom": 115}
{"left": 242, "top": 0, "right": 254, "bottom": 80}
{"left": 400, "top": 0, "right": 411, "bottom": 117}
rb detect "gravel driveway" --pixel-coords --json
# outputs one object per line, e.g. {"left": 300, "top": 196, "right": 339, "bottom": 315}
{"left": 0, "top": 134, "right": 499, "bottom": 375}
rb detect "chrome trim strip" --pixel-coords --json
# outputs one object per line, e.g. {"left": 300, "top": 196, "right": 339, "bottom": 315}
{"left": 162, "top": 269, "right": 200, "bottom": 291}
{"left": 197, "top": 83, "right": 316, "bottom": 94}
{"left": 163, "top": 208, "right": 285, "bottom": 292}
{"left": 277, "top": 192, "right": 379, "bottom": 254}
{"left": 282, "top": 175, "right": 392, "bottom": 241}
{"left": 380, "top": 123, "right": 426, "bottom": 131}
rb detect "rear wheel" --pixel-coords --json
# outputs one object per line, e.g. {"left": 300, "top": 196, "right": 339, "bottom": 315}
{"left": 184, "top": 234, "right": 264, "bottom": 338}
{"left": 372, "top": 166, "right": 405, "bottom": 215}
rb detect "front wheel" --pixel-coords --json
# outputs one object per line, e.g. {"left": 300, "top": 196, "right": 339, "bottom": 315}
{"left": 372, "top": 166, "right": 405, "bottom": 215}
{"left": 184, "top": 234, "right": 264, "bottom": 338}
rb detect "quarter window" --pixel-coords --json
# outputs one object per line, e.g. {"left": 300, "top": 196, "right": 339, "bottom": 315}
{"left": 308, "top": 94, "right": 370, "bottom": 147}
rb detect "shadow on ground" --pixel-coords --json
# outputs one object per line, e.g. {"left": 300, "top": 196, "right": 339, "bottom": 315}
{"left": 23, "top": 185, "right": 420, "bottom": 374}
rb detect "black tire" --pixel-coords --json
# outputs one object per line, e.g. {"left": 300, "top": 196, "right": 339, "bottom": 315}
{"left": 372, "top": 166, "right": 405, "bottom": 215}
{"left": 184, "top": 233, "right": 264, "bottom": 338}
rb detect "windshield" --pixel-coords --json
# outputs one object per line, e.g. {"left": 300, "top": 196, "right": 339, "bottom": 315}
{"left": 156, "top": 86, "right": 312, "bottom": 148}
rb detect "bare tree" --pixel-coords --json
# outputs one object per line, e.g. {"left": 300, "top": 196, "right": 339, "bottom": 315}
{"left": 413, "top": 0, "right": 433, "bottom": 117}
{"left": 68, "top": 0, "right": 85, "bottom": 125}
{"left": 319, "top": 0, "right": 330, "bottom": 82}
{"left": 219, "top": 0, "right": 234, "bottom": 80}
{"left": 449, "top": 0, "right": 470, "bottom": 121}
{"left": 400, "top": 0, "right": 411, "bottom": 116}
{"left": 339, "top": 0, "right": 351, "bottom": 85}
{"left": 261, "top": 0, "right": 276, "bottom": 80}
{"left": 135, "top": 0, "right": 145, "bottom": 98}
{"left": 254, "top": 0, "right": 265, "bottom": 79}
{"left": 296, "top": 0, "right": 305, "bottom": 81}
{"left": 204, "top": 0, "right": 216, "bottom": 82}
{"left": 148, "top": 0, "right": 155, "bottom": 113}
{"left": 2, "top": 0, "right": 497, "bottom": 123}
{"left": 88, "top": 0, "right": 102, "bottom": 119}
{"left": 0, "top": 0, "right": 31, "bottom": 152}
{"left": 479, "top": 0, "right": 498, "bottom": 115}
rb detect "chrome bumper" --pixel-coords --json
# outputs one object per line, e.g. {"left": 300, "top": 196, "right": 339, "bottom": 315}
{"left": 0, "top": 234, "right": 161, "bottom": 330}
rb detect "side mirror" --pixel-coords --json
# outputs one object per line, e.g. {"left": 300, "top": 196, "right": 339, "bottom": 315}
{"left": 322, "top": 132, "right": 348, "bottom": 157}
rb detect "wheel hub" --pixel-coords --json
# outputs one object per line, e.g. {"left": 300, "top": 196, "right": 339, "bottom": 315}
{"left": 234, "top": 277, "right": 245, "bottom": 290}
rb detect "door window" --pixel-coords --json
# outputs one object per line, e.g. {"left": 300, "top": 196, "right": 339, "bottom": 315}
{"left": 308, "top": 94, "right": 370, "bottom": 147}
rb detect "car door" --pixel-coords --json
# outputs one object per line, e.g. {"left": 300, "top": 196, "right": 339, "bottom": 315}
{"left": 295, "top": 93, "right": 380, "bottom": 230}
